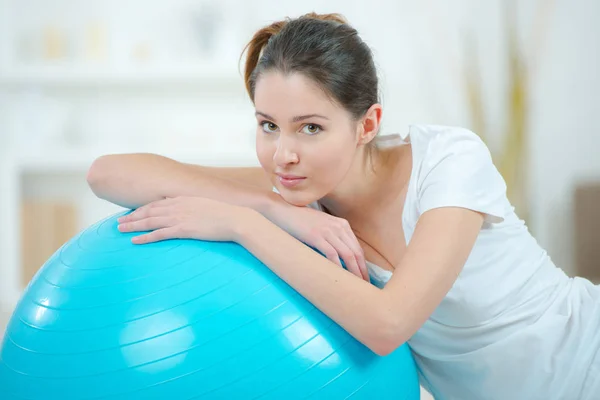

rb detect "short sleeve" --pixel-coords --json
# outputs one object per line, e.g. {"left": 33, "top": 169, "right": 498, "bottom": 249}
{"left": 416, "top": 127, "right": 507, "bottom": 224}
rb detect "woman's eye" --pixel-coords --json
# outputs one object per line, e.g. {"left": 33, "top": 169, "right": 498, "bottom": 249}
{"left": 302, "top": 124, "right": 321, "bottom": 135}
{"left": 261, "top": 122, "right": 278, "bottom": 133}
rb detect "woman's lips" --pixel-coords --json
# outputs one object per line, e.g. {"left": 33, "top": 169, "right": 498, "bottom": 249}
{"left": 277, "top": 174, "right": 306, "bottom": 188}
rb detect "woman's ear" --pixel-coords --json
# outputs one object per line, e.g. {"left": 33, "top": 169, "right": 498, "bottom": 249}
{"left": 357, "top": 103, "right": 383, "bottom": 146}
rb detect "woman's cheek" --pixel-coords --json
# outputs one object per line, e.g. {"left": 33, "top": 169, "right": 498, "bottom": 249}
{"left": 255, "top": 143, "right": 273, "bottom": 173}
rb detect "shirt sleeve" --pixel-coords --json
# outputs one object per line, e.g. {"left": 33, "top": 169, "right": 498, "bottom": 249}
{"left": 416, "top": 127, "right": 507, "bottom": 224}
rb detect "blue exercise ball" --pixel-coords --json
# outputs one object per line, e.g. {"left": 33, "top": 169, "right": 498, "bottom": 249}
{"left": 0, "top": 212, "right": 420, "bottom": 399}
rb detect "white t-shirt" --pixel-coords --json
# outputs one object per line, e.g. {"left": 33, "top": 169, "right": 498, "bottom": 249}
{"left": 309, "top": 124, "right": 600, "bottom": 399}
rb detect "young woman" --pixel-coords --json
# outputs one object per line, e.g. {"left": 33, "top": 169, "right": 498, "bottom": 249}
{"left": 87, "top": 12, "right": 600, "bottom": 399}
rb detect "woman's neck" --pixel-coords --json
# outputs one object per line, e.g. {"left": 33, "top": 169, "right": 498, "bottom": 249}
{"left": 319, "top": 143, "right": 412, "bottom": 222}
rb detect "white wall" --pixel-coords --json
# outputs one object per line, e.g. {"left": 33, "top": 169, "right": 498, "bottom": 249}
{"left": 1, "top": 0, "right": 599, "bottom": 300}
{"left": 527, "top": 0, "right": 600, "bottom": 272}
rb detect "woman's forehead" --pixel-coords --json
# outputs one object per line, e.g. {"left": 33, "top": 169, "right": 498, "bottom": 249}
{"left": 255, "top": 72, "right": 336, "bottom": 106}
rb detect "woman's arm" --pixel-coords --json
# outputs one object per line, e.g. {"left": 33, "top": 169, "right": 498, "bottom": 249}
{"left": 234, "top": 206, "right": 484, "bottom": 355}
{"left": 87, "top": 153, "right": 275, "bottom": 210}
{"left": 92, "top": 155, "right": 369, "bottom": 278}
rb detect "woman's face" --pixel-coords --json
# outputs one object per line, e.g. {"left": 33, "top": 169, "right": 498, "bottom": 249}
{"left": 254, "top": 72, "right": 360, "bottom": 206}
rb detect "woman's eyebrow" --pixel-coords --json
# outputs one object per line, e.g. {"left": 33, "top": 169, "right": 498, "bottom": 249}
{"left": 255, "top": 111, "right": 330, "bottom": 122}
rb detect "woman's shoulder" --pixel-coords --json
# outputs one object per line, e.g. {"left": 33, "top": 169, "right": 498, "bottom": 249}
{"left": 378, "top": 124, "right": 490, "bottom": 161}
{"left": 404, "top": 124, "right": 493, "bottom": 173}
{"left": 409, "top": 124, "right": 487, "bottom": 149}
{"left": 405, "top": 124, "right": 508, "bottom": 224}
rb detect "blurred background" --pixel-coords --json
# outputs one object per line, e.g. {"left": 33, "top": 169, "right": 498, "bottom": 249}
{"left": 0, "top": 0, "right": 598, "bottom": 363}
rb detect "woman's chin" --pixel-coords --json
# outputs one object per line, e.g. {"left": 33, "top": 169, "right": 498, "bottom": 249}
{"left": 277, "top": 188, "right": 318, "bottom": 208}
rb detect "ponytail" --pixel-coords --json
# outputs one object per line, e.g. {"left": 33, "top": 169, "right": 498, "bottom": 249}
{"left": 240, "top": 20, "right": 287, "bottom": 98}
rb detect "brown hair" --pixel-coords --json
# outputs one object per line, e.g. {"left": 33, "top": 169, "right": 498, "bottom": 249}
{"left": 239, "top": 12, "right": 380, "bottom": 126}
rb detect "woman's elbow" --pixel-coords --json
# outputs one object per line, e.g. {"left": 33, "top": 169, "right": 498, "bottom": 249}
{"left": 368, "top": 336, "right": 405, "bottom": 357}
{"left": 86, "top": 155, "right": 113, "bottom": 196}
{"left": 366, "top": 318, "right": 409, "bottom": 356}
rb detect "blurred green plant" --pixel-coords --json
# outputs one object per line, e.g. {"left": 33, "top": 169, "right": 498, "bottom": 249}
{"left": 461, "top": 0, "right": 554, "bottom": 224}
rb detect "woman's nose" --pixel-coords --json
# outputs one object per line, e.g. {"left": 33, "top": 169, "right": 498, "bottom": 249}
{"left": 273, "top": 137, "right": 299, "bottom": 166}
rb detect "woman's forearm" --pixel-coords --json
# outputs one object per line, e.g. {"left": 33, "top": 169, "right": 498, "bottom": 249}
{"left": 233, "top": 209, "right": 407, "bottom": 356}
{"left": 87, "top": 153, "right": 280, "bottom": 213}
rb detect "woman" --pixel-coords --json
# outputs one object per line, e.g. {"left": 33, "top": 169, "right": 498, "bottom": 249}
{"left": 87, "top": 12, "right": 600, "bottom": 399}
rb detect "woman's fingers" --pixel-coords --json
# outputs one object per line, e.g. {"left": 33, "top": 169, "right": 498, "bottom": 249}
{"left": 132, "top": 227, "right": 179, "bottom": 244}
{"left": 118, "top": 216, "right": 172, "bottom": 233}
{"left": 119, "top": 206, "right": 150, "bottom": 223}
{"left": 336, "top": 219, "right": 369, "bottom": 281}
{"left": 118, "top": 199, "right": 172, "bottom": 223}
{"left": 341, "top": 231, "right": 369, "bottom": 281}
{"left": 325, "top": 233, "right": 365, "bottom": 281}
{"left": 313, "top": 239, "right": 343, "bottom": 267}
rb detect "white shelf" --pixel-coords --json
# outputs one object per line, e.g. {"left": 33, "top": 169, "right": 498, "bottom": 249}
{"left": 0, "top": 63, "right": 245, "bottom": 89}
{"left": 10, "top": 145, "right": 259, "bottom": 173}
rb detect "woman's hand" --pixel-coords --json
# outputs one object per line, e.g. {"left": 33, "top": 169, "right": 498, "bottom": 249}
{"left": 267, "top": 200, "right": 369, "bottom": 282}
{"left": 117, "top": 196, "right": 250, "bottom": 244}
{"left": 117, "top": 195, "right": 370, "bottom": 282}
